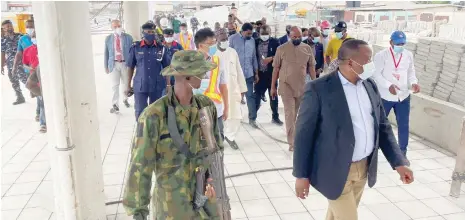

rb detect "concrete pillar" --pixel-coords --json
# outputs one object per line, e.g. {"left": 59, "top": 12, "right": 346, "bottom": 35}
{"left": 31, "top": 2, "right": 106, "bottom": 220}
{"left": 123, "top": 1, "right": 150, "bottom": 40}
{"left": 123, "top": 1, "right": 140, "bottom": 40}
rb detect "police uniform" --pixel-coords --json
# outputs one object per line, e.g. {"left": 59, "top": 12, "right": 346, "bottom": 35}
{"left": 1, "top": 33, "right": 27, "bottom": 101}
{"left": 127, "top": 40, "right": 170, "bottom": 120}
{"left": 123, "top": 50, "right": 224, "bottom": 220}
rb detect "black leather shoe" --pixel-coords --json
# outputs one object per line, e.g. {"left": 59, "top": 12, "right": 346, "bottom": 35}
{"left": 225, "top": 137, "right": 239, "bottom": 150}
{"left": 272, "top": 118, "right": 284, "bottom": 126}
{"left": 249, "top": 120, "right": 259, "bottom": 129}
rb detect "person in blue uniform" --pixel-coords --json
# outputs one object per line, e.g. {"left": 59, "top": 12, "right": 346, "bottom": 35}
{"left": 162, "top": 28, "right": 183, "bottom": 86}
{"left": 126, "top": 22, "right": 170, "bottom": 120}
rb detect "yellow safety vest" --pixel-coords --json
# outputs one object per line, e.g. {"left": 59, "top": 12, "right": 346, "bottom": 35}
{"left": 180, "top": 33, "right": 192, "bottom": 49}
{"left": 204, "top": 56, "right": 222, "bottom": 103}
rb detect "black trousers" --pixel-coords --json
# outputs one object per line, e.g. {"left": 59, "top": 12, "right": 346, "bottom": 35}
{"left": 254, "top": 70, "right": 279, "bottom": 120}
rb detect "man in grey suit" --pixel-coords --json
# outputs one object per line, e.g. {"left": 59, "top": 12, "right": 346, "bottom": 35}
{"left": 293, "top": 39, "right": 414, "bottom": 220}
{"left": 104, "top": 20, "right": 133, "bottom": 113}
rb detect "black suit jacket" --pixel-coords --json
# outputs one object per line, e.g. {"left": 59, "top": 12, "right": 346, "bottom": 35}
{"left": 255, "top": 37, "right": 280, "bottom": 75}
{"left": 279, "top": 34, "right": 288, "bottom": 45}
{"left": 292, "top": 70, "right": 408, "bottom": 200}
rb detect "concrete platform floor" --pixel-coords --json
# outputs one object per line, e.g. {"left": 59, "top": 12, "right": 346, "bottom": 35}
{"left": 2, "top": 34, "right": 465, "bottom": 220}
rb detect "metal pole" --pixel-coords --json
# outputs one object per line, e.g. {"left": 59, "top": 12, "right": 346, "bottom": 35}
{"left": 31, "top": 2, "right": 106, "bottom": 219}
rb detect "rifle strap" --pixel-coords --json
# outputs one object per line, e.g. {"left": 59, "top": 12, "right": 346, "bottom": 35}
{"left": 167, "top": 105, "right": 193, "bottom": 157}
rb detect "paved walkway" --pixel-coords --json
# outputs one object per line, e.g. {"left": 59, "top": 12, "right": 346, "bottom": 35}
{"left": 2, "top": 35, "right": 465, "bottom": 220}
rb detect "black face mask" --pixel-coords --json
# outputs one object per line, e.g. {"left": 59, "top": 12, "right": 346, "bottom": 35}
{"left": 292, "top": 39, "right": 302, "bottom": 46}
{"left": 228, "top": 30, "right": 236, "bottom": 36}
{"left": 245, "top": 36, "right": 252, "bottom": 40}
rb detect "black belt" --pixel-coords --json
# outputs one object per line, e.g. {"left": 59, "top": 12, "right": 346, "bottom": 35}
{"left": 114, "top": 60, "right": 125, "bottom": 62}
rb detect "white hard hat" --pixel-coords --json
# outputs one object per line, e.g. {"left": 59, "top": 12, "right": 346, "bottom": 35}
{"left": 160, "top": 18, "right": 169, "bottom": 27}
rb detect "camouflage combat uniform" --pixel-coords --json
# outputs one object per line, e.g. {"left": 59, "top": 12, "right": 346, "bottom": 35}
{"left": 123, "top": 50, "right": 224, "bottom": 220}
{"left": 1, "top": 33, "right": 27, "bottom": 99}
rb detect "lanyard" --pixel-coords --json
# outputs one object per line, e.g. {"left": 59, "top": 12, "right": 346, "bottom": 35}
{"left": 389, "top": 47, "right": 403, "bottom": 70}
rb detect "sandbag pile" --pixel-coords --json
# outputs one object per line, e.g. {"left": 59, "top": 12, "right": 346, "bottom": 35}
{"left": 429, "top": 39, "right": 451, "bottom": 101}
{"left": 448, "top": 47, "right": 465, "bottom": 106}
{"left": 415, "top": 38, "right": 436, "bottom": 96}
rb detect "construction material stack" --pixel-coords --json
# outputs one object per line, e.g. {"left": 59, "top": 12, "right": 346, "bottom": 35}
{"left": 429, "top": 39, "right": 450, "bottom": 101}
{"left": 449, "top": 47, "right": 465, "bottom": 107}
{"left": 415, "top": 38, "right": 436, "bottom": 96}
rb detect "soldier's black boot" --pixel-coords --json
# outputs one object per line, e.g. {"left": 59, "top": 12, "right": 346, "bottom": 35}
{"left": 13, "top": 93, "right": 25, "bottom": 105}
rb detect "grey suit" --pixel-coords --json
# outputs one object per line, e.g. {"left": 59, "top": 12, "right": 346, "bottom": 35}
{"left": 292, "top": 70, "right": 408, "bottom": 200}
{"left": 104, "top": 33, "right": 133, "bottom": 72}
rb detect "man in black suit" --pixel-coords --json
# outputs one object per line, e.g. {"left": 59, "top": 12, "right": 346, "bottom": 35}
{"left": 278, "top": 25, "right": 291, "bottom": 45}
{"left": 293, "top": 39, "right": 413, "bottom": 220}
{"left": 254, "top": 24, "right": 283, "bottom": 125}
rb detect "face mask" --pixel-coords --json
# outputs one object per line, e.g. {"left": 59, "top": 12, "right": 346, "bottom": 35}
{"left": 181, "top": 29, "right": 187, "bottom": 34}
{"left": 393, "top": 45, "right": 404, "bottom": 53}
{"left": 335, "top": 32, "right": 344, "bottom": 39}
{"left": 192, "top": 79, "right": 209, "bottom": 94}
{"left": 302, "top": 36, "right": 308, "bottom": 41}
{"left": 143, "top": 33, "right": 155, "bottom": 42}
{"left": 208, "top": 45, "right": 217, "bottom": 56}
{"left": 26, "top": 28, "right": 34, "bottom": 36}
{"left": 323, "top": 29, "right": 330, "bottom": 36}
{"left": 219, "top": 41, "right": 229, "bottom": 49}
{"left": 165, "top": 37, "right": 174, "bottom": 43}
{"left": 114, "top": 28, "right": 122, "bottom": 35}
{"left": 228, "top": 30, "right": 237, "bottom": 36}
{"left": 312, "top": 37, "right": 320, "bottom": 44}
{"left": 31, "top": 38, "right": 37, "bottom": 45}
{"left": 260, "top": 35, "right": 269, "bottom": 41}
{"left": 286, "top": 30, "right": 290, "bottom": 35}
{"left": 351, "top": 60, "right": 375, "bottom": 80}
{"left": 245, "top": 36, "right": 252, "bottom": 40}
{"left": 292, "top": 39, "right": 302, "bottom": 46}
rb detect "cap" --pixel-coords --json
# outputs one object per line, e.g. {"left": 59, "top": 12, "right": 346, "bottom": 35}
{"left": 334, "top": 21, "right": 347, "bottom": 32}
{"left": 163, "top": 28, "right": 174, "bottom": 35}
{"left": 391, "top": 31, "right": 406, "bottom": 45}
{"left": 320, "top": 20, "right": 331, "bottom": 29}
{"left": 161, "top": 50, "right": 217, "bottom": 76}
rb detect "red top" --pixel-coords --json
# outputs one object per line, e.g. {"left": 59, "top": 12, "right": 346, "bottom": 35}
{"left": 22, "top": 45, "right": 40, "bottom": 87}
{"left": 22, "top": 44, "right": 39, "bottom": 68}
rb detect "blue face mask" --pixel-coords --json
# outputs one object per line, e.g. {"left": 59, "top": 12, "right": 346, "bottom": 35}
{"left": 143, "top": 33, "right": 155, "bottom": 42}
{"left": 335, "top": 32, "right": 344, "bottom": 39}
{"left": 208, "top": 45, "right": 217, "bottom": 56}
{"left": 393, "top": 45, "right": 404, "bottom": 53}
{"left": 312, "top": 37, "right": 320, "bottom": 44}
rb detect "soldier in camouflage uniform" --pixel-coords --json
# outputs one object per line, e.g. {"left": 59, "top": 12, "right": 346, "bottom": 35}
{"left": 1, "top": 20, "right": 27, "bottom": 104}
{"left": 123, "top": 50, "right": 224, "bottom": 220}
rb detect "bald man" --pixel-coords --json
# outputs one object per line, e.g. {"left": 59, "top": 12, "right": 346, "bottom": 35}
{"left": 271, "top": 26, "right": 316, "bottom": 151}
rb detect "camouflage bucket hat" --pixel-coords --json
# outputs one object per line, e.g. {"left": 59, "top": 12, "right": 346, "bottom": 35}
{"left": 161, "top": 50, "right": 217, "bottom": 76}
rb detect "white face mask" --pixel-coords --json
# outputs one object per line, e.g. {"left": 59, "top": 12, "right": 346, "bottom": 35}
{"left": 165, "top": 37, "right": 174, "bottom": 43}
{"left": 302, "top": 36, "right": 308, "bottom": 41}
{"left": 351, "top": 60, "right": 375, "bottom": 80}
{"left": 114, "top": 28, "right": 122, "bottom": 35}
{"left": 181, "top": 29, "right": 187, "bottom": 34}
{"left": 260, "top": 35, "right": 269, "bottom": 41}
{"left": 31, "top": 38, "right": 37, "bottom": 45}
{"left": 26, "top": 28, "right": 34, "bottom": 36}
{"left": 219, "top": 41, "right": 229, "bottom": 49}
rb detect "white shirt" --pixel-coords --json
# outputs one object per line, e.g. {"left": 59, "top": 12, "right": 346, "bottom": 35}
{"left": 113, "top": 33, "right": 124, "bottom": 60}
{"left": 372, "top": 48, "right": 418, "bottom": 102}
{"left": 339, "top": 72, "right": 375, "bottom": 162}
{"left": 215, "top": 47, "right": 247, "bottom": 102}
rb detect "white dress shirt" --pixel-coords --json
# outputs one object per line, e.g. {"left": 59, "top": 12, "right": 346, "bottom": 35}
{"left": 339, "top": 72, "right": 375, "bottom": 162}
{"left": 114, "top": 33, "right": 124, "bottom": 60}
{"left": 372, "top": 47, "right": 418, "bottom": 102}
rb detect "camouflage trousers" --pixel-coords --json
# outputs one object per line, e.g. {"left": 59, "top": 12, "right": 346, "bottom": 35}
{"left": 7, "top": 64, "right": 27, "bottom": 97}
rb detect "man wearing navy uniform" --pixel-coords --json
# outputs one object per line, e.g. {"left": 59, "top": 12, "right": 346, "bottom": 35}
{"left": 162, "top": 28, "right": 183, "bottom": 86}
{"left": 126, "top": 22, "right": 170, "bottom": 120}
